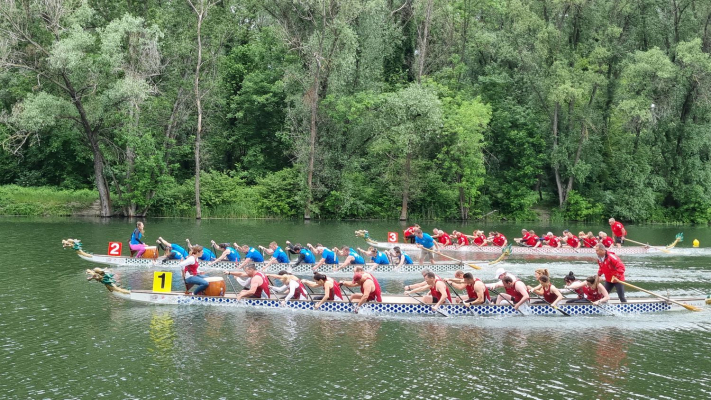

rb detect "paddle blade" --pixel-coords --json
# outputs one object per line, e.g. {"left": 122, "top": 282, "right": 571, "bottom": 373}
{"left": 681, "top": 303, "right": 702, "bottom": 312}
{"left": 706, "top": 297, "right": 711, "bottom": 306}
{"left": 468, "top": 263, "right": 482, "bottom": 270}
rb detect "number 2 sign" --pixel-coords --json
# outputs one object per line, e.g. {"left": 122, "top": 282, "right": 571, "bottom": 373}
{"left": 387, "top": 232, "right": 399, "bottom": 243}
{"left": 108, "top": 242, "right": 123, "bottom": 256}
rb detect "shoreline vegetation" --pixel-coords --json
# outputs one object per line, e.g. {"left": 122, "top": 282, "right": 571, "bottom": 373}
{"left": 0, "top": 185, "right": 702, "bottom": 224}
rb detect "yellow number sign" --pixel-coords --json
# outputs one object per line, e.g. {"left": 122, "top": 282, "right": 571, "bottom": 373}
{"left": 153, "top": 271, "right": 172, "bottom": 293}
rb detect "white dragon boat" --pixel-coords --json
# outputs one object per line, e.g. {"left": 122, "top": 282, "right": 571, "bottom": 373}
{"left": 63, "top": 239, "right": 477, "bottom": 274}
{"left": 355, "top": 230, "right": 683, "bottom": 258}
{"left": 86, "top": 268, "right": 710, "bottom": 317}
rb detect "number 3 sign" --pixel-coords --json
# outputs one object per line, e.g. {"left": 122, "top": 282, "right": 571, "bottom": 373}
{"left": 108, "top": 242, "right": 123, "bottom": 256}
{"left": 387, "top": 232, "right": 399, "bottom": 243}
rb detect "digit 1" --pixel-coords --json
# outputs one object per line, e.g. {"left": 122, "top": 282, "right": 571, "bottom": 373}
{"left": 158, "top": 272, "right": 166, "bottom": 289}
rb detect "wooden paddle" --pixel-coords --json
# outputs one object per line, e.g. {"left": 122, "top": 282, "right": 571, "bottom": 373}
{"left": 611, "top": 277, "right": 701, "bottom": 311}
{"left": 421, "top": 246, "right": 482, "bottom": 270}
{"left": 529, "top": 292, "right": 570, "bottom": 316}
{"left": 488, "top": 288, "right": 524, "bottom": 315}
{"left": 624, "top": 238, "right": 671, "bottom": 253}
{"left": 407, "top": 293, "right": 449, "bottom": 317}
{"left": 443, "top": 280, "right": 472, "bottom": 313}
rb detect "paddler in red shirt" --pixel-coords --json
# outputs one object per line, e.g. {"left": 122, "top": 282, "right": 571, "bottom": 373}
{"left": 405, "top": 272, "right": 451, "bottom": 311}
{"left": 608, "top": 218, "right": 627, "bottom": 248}
{"left": 542, "top": 232, "right": 561, "bottom": 248}
{"left": 598, "top": 231, "right": 614, "bottom": 248}
{"left": 490, "top": 231, "right": 507, "bottom": 247}
{"left": 432, "top": 228, "right": 453, "bottom": 246}
{"left": 563, "top": 230, "right": 580, "bottom": 248}
{"left": 495, "top": 275, "right": 530, "bottom": 310}
{"left": 452, "top": 230, "right": 470, "bottom": 246}
{"left": 446, "top": 272, "right": 490, "bottom": 305}
{"left": 340, "top": 267, "right": 382, "bottom": 313}
{"left": 514, "top": 229, "right": 530, "bottom": 245}
{"left": 404, "top": 224, "right": 420, "bottom": 244}
{"left": 595, "top": 243, "right": 627, "bottom": 302}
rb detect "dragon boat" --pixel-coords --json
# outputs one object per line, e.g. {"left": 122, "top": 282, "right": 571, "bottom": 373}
{"left": 63, "top": 239, "right": 476, "bottom": 274}
{"left": 86, "top": 268, "right": 710, "bottom": 317}
{"left": 355, "top": 230, "right": 683, "bottom": 258}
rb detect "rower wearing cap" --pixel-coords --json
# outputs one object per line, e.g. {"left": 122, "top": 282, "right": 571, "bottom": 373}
{"left": 446, "top": 272, "right": 490, "bottom": 305}
{"left": 486, "top": 268, "right": 518, "bottom": 290}
{"left": 233, "top": 243, "right": 264, "bottom": 269}
{"left": 308, "top": 243, "right": 339, "bottom": 271}
{"left": 340, "top": 267, "right": 382, "bottom": 312}
{"left": 228, "top": 264, "right": 270, "bottom": 300}
{"left": 405, "top": 272, "right": 451, "bottom": 310}
{"left": 302, "top": 272, "right": 344, "bottom": 309}
{"left": 332, "top": 246, "right": 365, "bottom": 272}
{"left": 495, "top": 275, "right": 530, "bottom": 310}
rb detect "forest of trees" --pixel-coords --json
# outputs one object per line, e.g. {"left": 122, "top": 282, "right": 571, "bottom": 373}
{"left": 1, "top": 0, "right": 710, "bottom": 222}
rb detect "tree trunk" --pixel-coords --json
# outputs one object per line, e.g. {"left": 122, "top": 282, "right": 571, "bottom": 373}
{"left": 399, "top": 151, "right": 412, "bottom": 221}
{"left": 304, "top": 62, "right": 321, "bottom": 220}
{"left": 193, "top": 8, "right": 204, "bottom": 220}
{"left": 458, "top": 175, "right": 468, "bottom": 220}
{"left": 416, "top": 0, "right": 433, "bottom": 83}
{"left": 552, "top": 102, "right": 565, "bottom": 208}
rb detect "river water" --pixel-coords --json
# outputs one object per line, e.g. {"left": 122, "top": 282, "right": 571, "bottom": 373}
{"left": 1, "top": 217, "right": 710, "bottom": 399}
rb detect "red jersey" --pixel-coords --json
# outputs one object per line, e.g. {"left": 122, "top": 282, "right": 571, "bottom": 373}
{"left": 438, "top": 232, "right": 452, "bottom": 245}
{"left": 458, "top": 235, "right": 470, "bottom": 245}
{"left": 542, "top": 285, "right": 558, "bottom": 303}
{"left": 327, "top": 278, "right": 343, "bottom": 301}
{"left": 429, "top": 279, "right": 452, "bottom": 303}
{"left": 253, "top": 271, "right": 271, "bottom": 298}
{"left": 611, "top": 222, "right": 626, "bottom": 237}
{"left": 583, "top": 237, "right": 598, "bottom": 248}
{"left": 567, "top": 236, "right": 580, "bottom": 247}
{"left": 404, "top": 226, "right": 417, "bottom": 236}
{"left": 184, "top": 256, "right": 200, "bottom": 277}
{"left": 597, "top": 251, "right": 626, "bottom": 282}
{"left": 361, "top": 273, "right": 382, "bottom": 302}
{"left": 473, "top": 234, "right": 488, "bottom": 246}
{"left": 525, "top": 235, "right": 540, "bottom": 247}
{"left": 601, "top": 236, "right": 614, "bottom": 247}
{"left": 465, "top": 279, "right": 491, "bottom": 302}
{"left": 505, "top": 280, "right": 525, "bottom": 303}
{"left": 545, "top": 235, "right": 560, "bottom": 247}
{"left": 570, "top": 282, "right": 585, "bottom": 299}
{"left": 492, "top": 234, "right": 507, "bottom": 247}
{"left": 583, "top": 285, "right": 604, "bottom": 302}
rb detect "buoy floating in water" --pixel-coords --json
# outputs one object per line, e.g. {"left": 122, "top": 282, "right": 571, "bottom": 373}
{"left": 693, "top": 239, "right": 700, "bottom": 248}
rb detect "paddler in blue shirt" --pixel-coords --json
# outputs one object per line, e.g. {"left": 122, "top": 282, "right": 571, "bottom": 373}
{"left": 308, "top": 243, "right": 339, "bottom": 271}
{"left": 209, "top": 241, "right": 240, "bottom": 265}
{"left": 388, "top": 246, "right": 413, "bottom": 270}
{"left": 156, "top": 236, "right": 189, "bottom": 261}
{"left": 414, "top": 228, "right": 438, "bottom": 265}
{"left": 333, "top": 245, "right": 365, "bottom": 272}
{"left": 260, "top": 241, "right": 291, "bottom": 270}
{"left": 361, "top": 246, "right": 391, "bottom": 272}
{"left": 234, "top": 243, "right": 265, "bottom": 269}
{"left": 285, "top": 241, "right": 316, "bottom": 266}
{"left": 185, "top": 239, "right": 216, "bottom": 261}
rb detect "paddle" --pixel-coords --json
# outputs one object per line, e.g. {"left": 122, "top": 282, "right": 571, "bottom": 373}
{"left": 529, "top": 292, "right": 570, "bottom": 317}
{"left": 489, "top": 243, "right": 512, "bottom": 265}
{"left": 611, "top": 277, "right": 701, "bottom": 311}
{"left": 623, "top": 238, "right": 672, "bottom": 253}
{"left": 224, "top": 273, "right": 240, "bottom": 294}
{"left": 406, "top": 293, "right": 449, "bottom": 317}
{"left": 421, "top": 246, "right": 482, "bottom": 270}
{"left": 488, "top": 288, "right": 524, "bottom": 315}
{"left": 443, "top": 280, "right": 473, "bottom": 314}
{"left": 559, "top": 287, "right": 613, "bottom": 315}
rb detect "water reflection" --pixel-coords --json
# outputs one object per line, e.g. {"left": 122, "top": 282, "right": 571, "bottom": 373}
{"left": 148, "top": 311, "right": 176, "bottom": 367}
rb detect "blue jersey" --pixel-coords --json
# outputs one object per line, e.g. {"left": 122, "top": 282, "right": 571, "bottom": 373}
{"left": 170, "top": 243, "right": 188, "bottom": 260}
{"left": 246, "top": 247, "right": 264, "bottom": 262}
{"left": 403, "top": 253, "right": 413, "bottom": 264}
{"left": 349, "top": 248, "right": 365, "bottom": 264}
{"left": 322, "top": 248, "right": 338, "bottom": 264}
{"left": 415, "top": 233, "right": 435, "bottom": 249}
{"left": 129, "top": 229, "right": 143, "bottom": 245}
{"left": 225, "top": 247, "right": 240, "bottom": 262}
{"left": 394, "top": 253, "right": 413, "bottom": 264}
{"left": 371, "top": 251, "right": 390, "bottom": 265}
{"left": 273, "top": 246, "right": 290, "bottom": 263}
{"left": 199, "top": 248, "right": 216, "bottom": 261}
{"left": 301, "top": 248, "right": 316, "bottom": 263}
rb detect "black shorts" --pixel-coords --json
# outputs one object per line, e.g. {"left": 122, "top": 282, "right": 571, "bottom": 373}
{"left": 614, "top": 236, "right": 625, "bottom": 244}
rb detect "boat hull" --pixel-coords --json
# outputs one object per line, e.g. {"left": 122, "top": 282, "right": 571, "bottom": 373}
{"left": 76, "top": 253, "right": 468, "bottom": 274}
{"left": 112, "top": 290, "right": 706, "bottom": 317}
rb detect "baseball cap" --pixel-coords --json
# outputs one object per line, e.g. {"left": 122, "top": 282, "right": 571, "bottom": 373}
{"left": 494, "top": 268, "right": 505, "bottom": 279}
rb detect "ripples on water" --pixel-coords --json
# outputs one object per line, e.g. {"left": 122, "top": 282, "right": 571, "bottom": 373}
{"left": 2, "top": 218, "right": 711, "bottom": 399}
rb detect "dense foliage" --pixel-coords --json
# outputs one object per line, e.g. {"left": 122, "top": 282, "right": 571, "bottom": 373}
{"left": 1, "top": 0, "right": 710, "bottom": 222}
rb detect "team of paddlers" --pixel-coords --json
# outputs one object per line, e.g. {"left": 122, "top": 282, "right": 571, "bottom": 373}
{"left": 127, "top": 218, "right": 629, "bottom": 312}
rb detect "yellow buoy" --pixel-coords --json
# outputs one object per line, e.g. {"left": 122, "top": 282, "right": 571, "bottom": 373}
{"left": 693, "top": 239, "right": 700, "bottom": 248}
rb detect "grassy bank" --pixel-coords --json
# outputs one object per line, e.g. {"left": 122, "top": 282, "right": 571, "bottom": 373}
{"left": 0, "top": 185, "right": 99, "bottom": 216}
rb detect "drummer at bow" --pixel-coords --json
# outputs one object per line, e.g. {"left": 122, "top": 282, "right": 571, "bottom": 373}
{"left": 177, "top": 245, "right": 209, "bottom": 295}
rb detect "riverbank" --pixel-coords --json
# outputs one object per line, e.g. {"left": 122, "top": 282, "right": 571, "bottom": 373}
{"left": 0, "top": 185, "right": 98, "bottom": 216}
